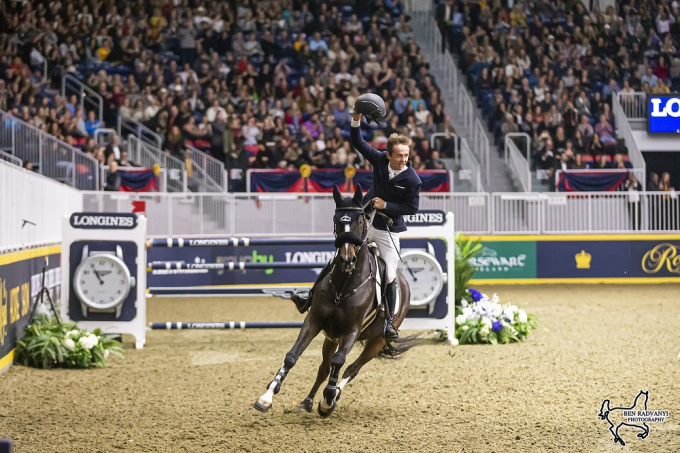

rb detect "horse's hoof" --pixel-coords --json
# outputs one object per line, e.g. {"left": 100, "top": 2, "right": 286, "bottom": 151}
{"left": 253, "top": 399, "right": 272, "bottom": 413}
{"left": 293, "top": 397, "right": 314, "bottom": 413}
{"left": 318, "top": 400, "right": 336, "bottom": 418}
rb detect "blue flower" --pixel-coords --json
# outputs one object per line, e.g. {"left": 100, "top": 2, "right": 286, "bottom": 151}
{"left": 492, "top": 321, "right": 502, "bottom": 333}
{"left": 468, "top": 288, "right": 483, "bottom": 302}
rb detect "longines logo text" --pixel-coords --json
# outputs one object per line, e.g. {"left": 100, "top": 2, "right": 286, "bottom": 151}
{"left": 642, "top": 243, "right": 680, "bottom": 274}
{"left": 404, "top": 210, "right": 445, "bottom": 226}
{"left": 70, "top": 213, "right": 137, "bottom": 229}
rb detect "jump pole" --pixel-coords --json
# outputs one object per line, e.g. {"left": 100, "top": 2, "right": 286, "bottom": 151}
{"left": 147, "top": 238, "right": 335, "bottom": 248}
{"left": 149, "top": 322, "right": 303, "bottom": 330}
{"left": 147, "top": 262, "right": 327, "bottom": 271}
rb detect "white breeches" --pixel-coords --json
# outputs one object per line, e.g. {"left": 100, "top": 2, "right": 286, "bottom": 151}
{"left": 367, "top": 225, "right": 400, "bottom": 283}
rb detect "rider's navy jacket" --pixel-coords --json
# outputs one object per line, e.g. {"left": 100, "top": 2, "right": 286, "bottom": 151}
{"left": 350, "top": 125, "right": 422, "bottom": 233}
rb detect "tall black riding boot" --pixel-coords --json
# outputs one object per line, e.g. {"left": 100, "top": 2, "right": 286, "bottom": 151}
{"left": 383, "top": 281, "right": 399, "bottom": 341}
{"left": 291, "top": 290, "right": 312, "bottom": 314}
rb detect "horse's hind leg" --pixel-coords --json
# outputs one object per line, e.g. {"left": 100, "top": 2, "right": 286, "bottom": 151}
{"left": 318, "top": 331, "right": 359, "bottom": 417}
{"left": 295, "top": 338, "right": 337, "bottom": 413}
{"left": 336, "top": 336, "right": 386, "bottom": 399}
{"left": 253, "top": 317, "right": 321, "bottom": 413}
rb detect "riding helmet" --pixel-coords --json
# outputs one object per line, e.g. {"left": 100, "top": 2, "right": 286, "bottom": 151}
{"left": 350, "top": 93, "right": 387, "bottom": 123}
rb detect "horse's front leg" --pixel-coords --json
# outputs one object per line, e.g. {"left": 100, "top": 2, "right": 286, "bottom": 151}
{"left": 253, "top": 316, "right": 321, "bottom": 413}
{"left": 318, "top": 330, "right": 359, "bottom": 417}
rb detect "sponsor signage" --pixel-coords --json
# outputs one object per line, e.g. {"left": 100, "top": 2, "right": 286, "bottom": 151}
{"left": 404, "top": 210, "right": 446, "bottom": 226}
{"left": 648, "top": 95, "right": 680, "bottom": 134}
{"left": 471, "top": 241, "right": 537, "bottom": 279}
{"left": 0, "top": 249, "right": 61, "bottom": 366}
{"left": 466, "top": 236, "right": 680, "bottom": 282}
{"left": 69, "top": 213, "right": 137, "bottom": 229}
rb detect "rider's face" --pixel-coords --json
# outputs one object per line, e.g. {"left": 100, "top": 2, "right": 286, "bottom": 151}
{"left": 388, "top": 144, "right": 410, "bottom": 171}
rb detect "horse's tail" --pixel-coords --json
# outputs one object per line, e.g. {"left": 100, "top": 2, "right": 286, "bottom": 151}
{"left": 376, "top": 333, "right": 422, "bottom": 360}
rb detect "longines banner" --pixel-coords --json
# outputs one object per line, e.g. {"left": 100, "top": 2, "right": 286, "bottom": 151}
{"left": 0, "top": 247, "right": 61, "bottom": 369}
{"left": 467, "top": 236, "right": 680, "bottom": 283}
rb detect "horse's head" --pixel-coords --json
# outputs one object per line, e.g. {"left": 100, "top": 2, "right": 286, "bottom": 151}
{"left": 332, "top": 184, "right": 368, "bottom": 273}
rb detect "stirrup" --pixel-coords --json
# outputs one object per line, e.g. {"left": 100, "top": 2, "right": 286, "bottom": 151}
{"left": 291, "top": 292, "right": 311, "bottom": 314}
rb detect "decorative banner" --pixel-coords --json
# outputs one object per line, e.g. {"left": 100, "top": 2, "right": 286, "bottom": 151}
{"left": 557, "top": 171, "right": 628, "bottom": 192}
{"left": 118, "top": 168, "right": 159, "bottom": 192}
{"left": 250, "top": 169, "right": 451, "bottom": 192}
{"left": 648, "top": 95, "right": 680, "bottom": 134}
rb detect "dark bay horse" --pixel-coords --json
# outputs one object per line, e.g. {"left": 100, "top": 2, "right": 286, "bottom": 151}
{"left": 253, "top": 184, "right": 416, "bottom": 417}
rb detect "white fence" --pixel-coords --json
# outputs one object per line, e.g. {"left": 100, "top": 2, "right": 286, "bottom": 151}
{"left": 81, "top": 191, "right": 679, "bottom": 237}
{"left": 0, "top": 160, "right": 83, "bottom": 252}
{"left": 616, "top": 92, "right": 647, "bottom": 119}
{"left": 459, "top": 138, "right": 483, "bottom": 191}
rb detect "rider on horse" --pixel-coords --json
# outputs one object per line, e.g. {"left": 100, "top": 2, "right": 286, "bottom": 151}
{"left": 291, "top": 93, "right": 422, "bottom": 341}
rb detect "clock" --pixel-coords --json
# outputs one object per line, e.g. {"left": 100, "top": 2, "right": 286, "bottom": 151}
{"left": 73, "top": 245, "right": 135, "bottom": 318}
{"left": 397, "top": 248, "right": 447, "bottom": 309}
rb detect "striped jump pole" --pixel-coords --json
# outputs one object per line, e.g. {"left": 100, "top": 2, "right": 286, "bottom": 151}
{"left": 149, "top": 322, "right": 304, "bottom": 330}
{"left": 147, "top": 261, "right": 327, "bottom": 271}
{"left": 147, "top": 237, "right": 335, "bottom": 248}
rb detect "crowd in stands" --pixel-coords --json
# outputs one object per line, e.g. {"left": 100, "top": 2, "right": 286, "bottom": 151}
{"left": 437, "top": 0, "right": 678, "bottom": 190}
{"left": 0, "top": 0, "right": 457, "bottom": 192}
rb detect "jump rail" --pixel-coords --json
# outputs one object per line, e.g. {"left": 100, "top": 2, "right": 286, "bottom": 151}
{"left": 149, "top": 322, "right": 303, "bottom": 330}
{"left": 147, "top": 237, "right": 335, "bottom": 248}
{"left": 148, "top": 261, "right": 327, "bottom": 270}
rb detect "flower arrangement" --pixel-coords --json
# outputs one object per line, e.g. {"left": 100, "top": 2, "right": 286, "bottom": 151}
{"left": 15, "top": 315, "right": 124, "bottom": 369}
{"left": 454, "top": 288, "right": 538, "bottom": 345}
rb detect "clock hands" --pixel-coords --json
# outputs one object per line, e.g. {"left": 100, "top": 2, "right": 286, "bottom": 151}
{"left": 403, "top": 262, "right": 418, "bottom": 282}
{"left": 93, "top": 269, "right": 105, "bottom": 285}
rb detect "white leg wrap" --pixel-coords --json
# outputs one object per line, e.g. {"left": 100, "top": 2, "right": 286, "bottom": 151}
{"left": 338, "top": 377, "right": 350, "bottom": 391}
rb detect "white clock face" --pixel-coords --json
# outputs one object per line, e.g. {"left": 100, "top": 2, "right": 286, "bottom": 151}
{"left": 74, "top": 255, "right": 131, "bottom": 310}
{"left": 398, "top": 250, "right": 445, "bottom": 307}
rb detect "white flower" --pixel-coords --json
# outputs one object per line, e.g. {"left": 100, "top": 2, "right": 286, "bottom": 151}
{"left": 455, "top": 314, "right": 467, "bottom": 325}
{"left": 462, "top": 325, "right": 469, "bottom": 331}
{"left": 63, "top": 338, "right": 75, "bottom": 351}
{"left": 450, "top": 337, "right": 459, "bottom": 346}
{"left": 492, "top": 293, "right": 500, "bottom": 304}
{"left": 462, "top": 307, "right": 473, "bottom": 318}
{"left": 460, "top": 299, "right": 468, "bottom": 308}
{"left": 78, "top": 334, "right": 99, "bottom": 350}
{"left": 503, "top": 308, "right": 515, "bottom": 323}
{"left": 481, "top": 316, "right": 492, "bottom": 328}
{"left": 518, "top": 310, "right": 528, "bottom": 324}
{"left": 480, "top": 325, "right": 490, "bottom": 336}
{"left": 65, "top": 330, "right": 80, "bottom": 339}
{"left": 491, "top": 304, "right": 503, "bottom": 318}
{"left": 104, "top": 349, "right": 110, "bottom": 359}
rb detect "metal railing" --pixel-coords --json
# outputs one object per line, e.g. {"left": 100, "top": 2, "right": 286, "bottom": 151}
{"left": 458, "top": 138, "right": 483, "bottom": 192}
{"left": 0, "top": 110, "right": 99, "bottom": 190}
{"left": 127, "top": 135, "right": 187, "bottom": 192}
{"left": 430, "top": 132, "right": 459, "bottom": 166}
{"left": 61, "top": 75, "right": 103, "bottom": 122}
{"left": 94, "top": 128, "right": 117, "bottom": 146}
{"left": 0, "top": 159, "right": 83, "bottom": 252}
{"left": 616, "top": 92, "right": 647, "bottom": 119}
{"left": 185, "top": 144, "right": 227, "bottom": 192}
{"left": 0, "top": 150, "right": 22, "bottom": 167}
{"left": 80, "top": 191, "right": 680, "bottom": 236}
{"left": 118, "top": 114, "right": 162, "bottom": 149}
{"left": 407, "top": 2, "right": 490, "bottom": 190}
{"left": 504, "top": 136, "right": 531, "bottom": 192}
{"left": 612, "top": 93, "right": 646, "bottom": 188}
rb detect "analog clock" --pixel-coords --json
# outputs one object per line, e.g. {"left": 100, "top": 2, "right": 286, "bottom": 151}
{"left": 73, "top": 245, "right": 134, "bottom": 317}
{"left": 397, "top": 249, "right": 446, "bottom": 308}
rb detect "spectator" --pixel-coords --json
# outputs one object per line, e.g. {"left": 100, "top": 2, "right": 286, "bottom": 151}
{"left": 647, "top": 172, "right": 661, "bottom": 192}
{"left": 104, "top": 160, "right": 121, "bottom": 191}
{"left": 84, "top": 111, "right": 102, "bottom": 136}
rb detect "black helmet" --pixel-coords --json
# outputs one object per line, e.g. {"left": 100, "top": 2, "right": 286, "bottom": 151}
{"left": 350, "top": 93, "right": 387, "bottom": 124}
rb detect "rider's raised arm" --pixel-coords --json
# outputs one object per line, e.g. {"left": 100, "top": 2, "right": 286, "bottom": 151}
{"left": 350, "top": 118, "right": 383, "bottom": 167}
